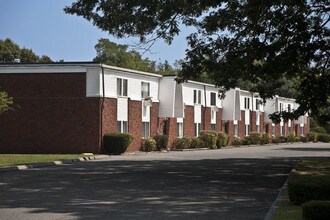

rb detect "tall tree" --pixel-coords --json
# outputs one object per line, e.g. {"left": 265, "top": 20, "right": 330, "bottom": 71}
{"left": 65, "top": 0, "right": 330, "bottom": 122}
{"left": 0, "top": 38, "right": 53, "bottom": 63}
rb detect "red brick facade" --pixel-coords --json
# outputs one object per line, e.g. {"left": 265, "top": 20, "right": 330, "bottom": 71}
{"left": 184, "top": 106, "right": 195, "bottom": 137}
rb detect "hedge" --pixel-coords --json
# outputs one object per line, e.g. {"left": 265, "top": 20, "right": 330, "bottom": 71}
{"left": 217, "top": 132, "right": 228, "bottom": 148}
{"left": 259, "top": 133, "right": 271, "bottom": 145}
{"left": 302, "top": 200, "right": 330, "bottom": 220}
{"left": 199, "top": 130, "right": 218, "bottom": 149}
{"left": 307, "top": 132, "right": 318, "bottom": 142}
{"left": 287, "top": 132, "right": 296, "bottom": 143}
{"left": 143, "top": 138, "right": 156, "bottom": 152}
{"left": 232, "top": 137, "right": 242, "bottom": 146}
{"left": 287, "top": 175, "right": 330, "bottom": 205}
{"left": 103, "top": 133, "right": 133, "bottom": 154}
{"left": 190, "top": 137, "right": 205, "bottom": 148}
{"left": 317, "top": 133, "right": 330, "bottom": 143}
{"left": 173, "top": 137, "right": 192, "bottom": 149}
{"left": 154, "top": 135, "right": 168, "bottom": 150}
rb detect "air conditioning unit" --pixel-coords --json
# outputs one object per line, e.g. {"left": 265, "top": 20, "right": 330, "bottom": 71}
{"left": 144, "top": 100, "right": 152, "bottom": 107}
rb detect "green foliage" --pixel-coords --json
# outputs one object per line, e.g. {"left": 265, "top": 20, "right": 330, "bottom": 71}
{"left": 294, "top": 136, "right": 300, "bottom": 142}
{"left": 287, "top": 132, "right": 296, "bottom": 143}
{"left": 248, "top": 132, "right": 261, "bottom": 145}
{"left": 242, "top": 137, "right": 252, "bottom": 145}
{"left": 279, "top": 136, "right": 288, "bottom": 143}
{"left": 0, "top": 38, "right": 53, "bottom": 62}
{"left": 307, "top": 132, "right": 318, "bottom": 142}
{"left": 0, "top": 91, "right": 13, "bottom": 115}
{"left": 300, "top": 136, "right": 308, "bottom": 143}
{"left": 199, "top": 130, "right": 218, "bottom": 149}
{"left": 232, "top": 137, "right": 242, "bottom": 146}
{"left": 302, "top": 200, "right": 330, "bottom": 220}
{"left": 190, "top": 137, "right": 205, "bottom": 149}
{"left": 317, "top": 133, "right": 330, "bottom": 143}
{"left": 103, "top": 133, "right": 133, "bottom": 155}
{"left": 154, "top": 135, "right": 168, "bottom": 150}
{"left": 259, "top": 133, "right": 271, "bottom": 145}
{"left": 217, "top": 132, "right": 228, "bottom": 148}
{"left": 288, "top": 175, "right": 330, "bottom": 205}
{"left": 271, "top": 137, "right": 280, "bottom": 144}
{"left": 173, "top": 137, "right": 192, "bottom": 149}
{"left": 143, "top": 138, "right": 156, "bottom": 152}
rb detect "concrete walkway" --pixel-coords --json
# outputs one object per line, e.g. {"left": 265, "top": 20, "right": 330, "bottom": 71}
{"left": 0, "top": 142, "right": 329, "bottom": 220}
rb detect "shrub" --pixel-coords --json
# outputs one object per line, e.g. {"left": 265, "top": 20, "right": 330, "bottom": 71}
{"left": 154, "top": 135, "right": 168, "bottom": 150}
{"left": 242, "top": 137, "right": 252, "bottom": 145}
{"left": 190, "top": 137, "right": 205, "bottom": 148}
{"left": 302, "top": 200, "right": 330, "bottom": 220}
{"left": 300, "top": 136, "right": 308, "bottom": 143}
{"left": 173, "top": 137, "right": 192, "bottom": 149}
{"left": 271, "top": 137, "right": 280, "bottom": 144}
{"left": 287, "top": 175, "right": 330, "bottom": 205}
{"left": 249, "top": 132, "right": 261, "bottom": 145}
{"left": 143, "top": 138, "right": 156, "bottom": 152}
{"left": 307, "top": 132, "right": 318, "bottom": 142}
{"left": 287, "top": 132, "right": 296, "bottom": 143}
{"left": 259, "top": 133, "right": 271, "bottom": 145}
{"left": 199, "top": 130, "right": 218, "bottom": 149}
{"left": 103, "top": 133, "right": 133, "bottom": 155}
{"left": 317, "top": 133, "right": 330, "bottom": 143}
{"left": 232, "top": 137, "right": 242, "bottom": 146}
{"left": 279, "top": 136, "right": 288, "bottom": 143}
{"left": 217, "top": 132, "right": 228, "bottom": 148}
{"left": 294, "top": 136, "right": 300, "bottom": 142}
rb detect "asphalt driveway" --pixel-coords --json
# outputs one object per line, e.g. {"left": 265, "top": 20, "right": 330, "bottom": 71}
{"left": 0, "top": 142, "right": 329, "bottom": 220}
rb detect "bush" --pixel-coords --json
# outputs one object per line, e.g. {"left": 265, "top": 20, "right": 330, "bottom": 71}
{"left": 279, "top": 136, "right": 288, "bottom": 143}
{"left": 272, "top": 137, "right": 280, "bottom": 144}
{"left": 143, "top": 138, "right": 156, "bottom": 152}
{"left": 259, "top": 133, "right": 271, "bottom": 145}
{"left": 242, "top": 137, "right": 252, "bottom": 145}
{"left": 288, "top": 175, "right": 330, "bottom": 205}
{"left": 217, "top": 132, "right": 228, "bottom": 148}
{"left": 302, "top": 200, "right": 330, "bottom": 220}
{"left": 307, "top": 132, "right": 318, "bottom": 142}
{"left": 294, "top": 136, "right": 300, "bottom": 142}
{"left": 199, "top": 130, "right": 218, "bottom": 149}
{"left": 249, "top": 132, "right": 261, "bottom": 145}
{"left": 232, "top": 137, "right": 242, "bottom": 146}
{"left": 173, "top": 137, "right": 192, "bottom": 149}
{"left": 317, "top": 133, "right": 330, "bottom": 143}
{"left": 154, "top": 135, "right": 168, "bottom": 150}
{"left": 103, "top": 133, "right": 133, "bottom": 155}
{"left": 300, "top": 136, "right": 308, "bottom": 143}
{"left": 287, "top": 132, "right": 296, "bottom": 143}
{"left": 190, "top": 137, "right": 205, "bottom": 148}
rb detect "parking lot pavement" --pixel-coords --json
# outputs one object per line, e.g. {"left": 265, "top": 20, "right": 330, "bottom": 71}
{"left": 0, "top": 142, "right": 329, "bottom": 220}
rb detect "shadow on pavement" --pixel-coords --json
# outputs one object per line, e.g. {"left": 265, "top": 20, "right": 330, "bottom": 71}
{"left": 0, "top": 157, "right": 313, "bottom": 219}
{"left": 275, "top": 147, "right": 330, "bottom": 152}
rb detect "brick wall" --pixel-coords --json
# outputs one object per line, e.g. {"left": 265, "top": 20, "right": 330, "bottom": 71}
{"left": 184, "top": 106, "right": 195, "bottom": 137}
{"left": 0, "top": 73, "right": 101, "bottom": 153}
{"left": 127, "top": 100, "right": 142, "bottom": 152}
{"left": 238, "top": 110, "right": 246, "bottom": 138}
{"left": 150, "top": 102, "right": 159, "bottom": 137}
{"left": 202, "top": 107, "right": 211, "bottom": 130}
{"left": 216, "top": 108, "right": 223, "bottom": 132}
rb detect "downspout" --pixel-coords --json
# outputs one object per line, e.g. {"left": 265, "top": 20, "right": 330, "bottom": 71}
{"left": 251, "top": 92, "right": 253, "bottom": 133}
{"left": 100, "top": 65, "right": 105, "bottom": 153}
{"left": 203, "top": 85, "right": 207, "bottom": 130}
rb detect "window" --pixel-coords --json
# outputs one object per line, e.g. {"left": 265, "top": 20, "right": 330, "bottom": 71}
{"left": 234, "top": 124, "right": 238, "bottom": 136}
{"left": 256, "top": 125, "right": 260, "bottom": 133}
{"left": 194, "top": 90, "right": 201, "bottom": 104}
{"left": 210, "top": 92, "right": 216, "bottom": 106}
{"left": 142, "top": 122, "right": 150, "bottom": 137}
{"left": 272, "top": 125, "right": 275, "bottom": 136}
{"left": 244, "top": 97, "right": 250, "bottom": 109}
{"left": 141, "top": 82, "right": 150, "bottom": 98}
{"left": 211, "top": 110, "right": 216, "bottom": 120}
{"left": 195, "top": 123, "right": 201, "bottom": 136}
{"left": 117, "top": 121, "right": 128, "bottom": 133}
{"left": 177, "top": 122, "right": 183, "bottom": 137}
{"left": 245, "top": 124, "right": 250, "bottom": 136}
{"left": 279, "top": 103, "right": 283, "bottom": 112}
{"left": 280, "top": 125, "right": 285, "bottom": 136}
{"left": 224, "top": 122, "right": 229, "bottom": 134}
{"left": 265, "top": 125, "right": 269, "bottom": 134}
{"left": 301, "top": 126, "right": 304, "bottom": 136}
{"left": 256, "top": 99, "right": 260, "bottom": 110}
{"left": 211, "top": 124, "right": 216, "bottom": 131}
{"left": 142, "top": 105, "right": 147, "bottom": 117}
{"left": 288, "top": 104, "right": 291, "bottom": 112}
{"left": 117, "top": 78, "right": 128, "bottom": 96}
{"left": 162, "top": 120, "right": 169, "bottom": 135}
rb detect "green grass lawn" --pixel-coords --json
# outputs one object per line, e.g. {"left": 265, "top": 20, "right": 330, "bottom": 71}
{"left": 272, "top": 159, "right": 330, "bottom": 220}
{"left": 0, "top": 154, "right": 84, "bottom": 167}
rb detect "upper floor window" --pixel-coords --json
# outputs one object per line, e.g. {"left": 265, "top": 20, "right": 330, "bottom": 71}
{"left": 255, "top": 99, "right": 260, "bottom": 110}
{"left": 288, "top": 104, "right": 291, "bottom": 112}
{"left": 210, "top": 92, "right": 216, "bottom": 106}
{"left": 117, "top": 78, "right": 128, "bottom": 96}
{"left": 279, "top": 103, "right": 283, "bottom": 112}
{"left": 141, "top": 82, "right": 150, "bottom": 98}
{"left": 194, "top": 90, "right": 201, "bottom": 104}
{"left": 244, "top": 97, "right": 250, "bottom": 109}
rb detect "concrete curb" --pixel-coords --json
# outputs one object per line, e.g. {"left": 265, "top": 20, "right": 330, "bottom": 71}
{"left": 263, "top": 163, "right": 299, "bottom": 220}
{"left": 0, "top": 155, "right": 111, "bottom": 173}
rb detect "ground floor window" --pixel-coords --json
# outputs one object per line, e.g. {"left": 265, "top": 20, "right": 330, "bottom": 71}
{"left": 256, "top": 125, "right": 260, "bottom": 133}
{"left": 288, "top": 126, "right": 291, "bottom": 133}
{"left": 211, "top": 124, "right": 216, "bottom": 131}
{"left": 301, "top": 126, "right": 304, "bottom": 136}
{"left": 142, "top": 122, "right": 150, "bottom": 137}
{"left": 117, "top": 121, "right": 128, "bottom": 133}
{"left": 177, "top": 122, "right": 183, "bottom": 137}
{"left": 195, "top": 123, "right": 201, "bottom": 137}
{"left": 280, "top": 125, "right": 285, "bottom": 136}
{"left": 224, "top": 122, "right": 229, "bottom": 134}
{"left": 234, "top": 124, "right": 238, "bottom": 136}
{"left": 272, "top": 125, "right": 275, "bottom": 136}
{"left": 245, "top": 124, "right": 250, "bottom": 136}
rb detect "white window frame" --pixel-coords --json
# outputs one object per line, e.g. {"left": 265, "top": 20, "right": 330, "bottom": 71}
{"left": 234, "top": 124, "right": 238, "bottom": 137}
{"left": 141, "top": 82, "right": 150, "bottom": 99}
{"left": 272, "top": 124, "right": 275, "bottom": 136}
{"left": 117, "top": 78, "right": 128, "bottom": 96}
{"left": 210, "top": 92, "right": 216, "bottom": 106}
{"left": 211, "top": 124, "right": 216, "bottom": 131}
{"left": 195, "top": 123, "right": 201, "bottom": 137}
{"left": 245, "top": 124, "right": 250, "bottom": 136}
{"left": 142, "top": 122, "right": 150, "bottom": 138}
{"left": 177, "top": 122, "right": 184, "bottom": 138}
{"left": 194, "top": 90, "right": 202, "bottom": 104}
{"left": 280, "top": 125, "right": 285, "bottom": 136}
{"left": 117, "top": 121, "right": 128, "bottom": 133}
{"left": 244, "top": 97, "right": 250, "bottom": 109}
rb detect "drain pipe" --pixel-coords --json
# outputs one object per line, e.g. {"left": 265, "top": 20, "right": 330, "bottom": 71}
{"left": 100, "top": 65, "right": 105, "bottom": 152}
{"left": 203, "top": 85, "right": 207, "bottom": 130}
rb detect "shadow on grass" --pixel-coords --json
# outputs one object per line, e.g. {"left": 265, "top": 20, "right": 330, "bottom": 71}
{"left": 0, "top": 157, "right": 311, "bottom": 220}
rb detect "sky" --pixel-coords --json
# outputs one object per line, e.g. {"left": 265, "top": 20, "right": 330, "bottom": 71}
{"left": 0, "top": 0, "right": 190, "bottom": 64}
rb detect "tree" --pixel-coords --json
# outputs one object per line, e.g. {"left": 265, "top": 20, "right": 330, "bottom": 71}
{"left": 65, "top": 0, "right": 330, "bottom": 122}
{"left": 0, "top": 91, "right": 13, "bottom": 115}
{"left": 93, "top": 38, "right": 156, "bottom": 72}
{"left": 0, "top": 38, "right": 53, "bottom": 63}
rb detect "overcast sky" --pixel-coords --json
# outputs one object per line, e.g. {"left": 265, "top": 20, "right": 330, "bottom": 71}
{"left": 0, "top": 0, "right": 190, "bottom": 64}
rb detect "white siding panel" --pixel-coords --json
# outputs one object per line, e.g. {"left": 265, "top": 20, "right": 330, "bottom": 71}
{"left": 245, "top": 109, "right": 250, "bottom": 125}
{"left": 158, "top": 77, "right": 176, "bottom": 117}
{"left": 117, "top": 97, "right": 128, "bottom": 121}
{"left": 194, "top": 105, "right": 202, "bottom": 123}
{"left": 222, "top": 89, "right": 235, "bottom": 120}
{"left": 86, "top": 68, "right": 101, "bottom": 97}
